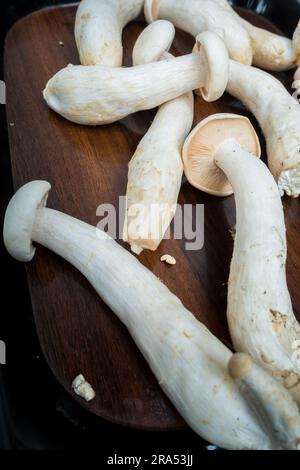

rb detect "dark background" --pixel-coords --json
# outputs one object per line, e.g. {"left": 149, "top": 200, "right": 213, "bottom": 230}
{"left": 0, "top": 0, "right": 299, "bottom": 454}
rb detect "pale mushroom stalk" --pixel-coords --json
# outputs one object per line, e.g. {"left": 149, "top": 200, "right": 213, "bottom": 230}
{"left": 144, "top": 0, "right": 253, "bottom": 64}
{"left": 145, "top": 0, "right": 296, "bottom": 71}
{"left": 215, "top": 139, "right": 300, "bottom": 403}
{"left": 75, "top": 0, "right": 144, "bottom": 66}
{"left": 4, "top": 180, "right": 284, "bottom": 450}
{"left": 124, "top": 21, "right": 194, "bottom": 254}
{"left": 226, "top": 61, "right": 300, "bottom": 197}
{"left": 229, "top": 353, "right": 300, "bottom": 450}
{"left": 43, "top": 31, "right": 229, "bottom": 125}
{"left": 235, "top": 17, "right": 296, "bottom": 72}
{"left": 183, "top": 115, "right": 300, "bottom": 405}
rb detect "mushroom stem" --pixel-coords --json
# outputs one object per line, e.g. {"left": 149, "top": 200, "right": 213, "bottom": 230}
{"left": 75, "top": 0, "right": 144, "bottom": 66}
{"left": 144, "top": 0, "right": 253, "bottom": 64}
{"left": 124, "top": 90, "right": 194, "bottom": 254}
{"left": 145, "top": 0, "right": 296, "bottom": 71}
{"left": 235, "top": 17, "right": 296, "bottom": 72}
{"left": 226, "top": 60, "right": 300, "bottom": 197}
{"left": 214, "top": 138, "right": 300, "bottom": 404}
{"left": 228, "top": 353, "right": 300, "bottom": 450}
{"left": 4, "top": 181, "right": 277, "bottom": 450}
{"left": 43, "top": 31, "right": 229, "bottom": 125}
{"left": 123, "top": 21, "right": 194, "bottom": 254}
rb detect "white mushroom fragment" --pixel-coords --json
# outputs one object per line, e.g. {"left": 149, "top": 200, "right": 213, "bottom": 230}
{"left": 229, "top": 353, "right": 300, "bottom": 450}
{"left": 4, "top": 180, "right": 290, "bottom": 450}
{"left": 144, "top": 0, "right": 296, "bottom": 71}
{"left": 43, "top": 31, "right": 229, "bottom": 125}
{"left": 75, "top": 0, "right": 144, "bottom": 66}
{"left": 183, "top": 114, "right": 300, "bottom": 404}
{"left": 224, "top": 60, "right": 300, "bottom": 197}
{"left": 160, "top": 254, "right": 176, "bottom": 265}
{"left": 72, "top": 374, "right": 96, "bottom": 402}
{"left": 123, "top": 21, "right": 194, "bottom": 254}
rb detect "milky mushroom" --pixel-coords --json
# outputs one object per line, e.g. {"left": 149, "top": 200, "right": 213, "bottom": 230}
{"left": 183, "top": 114, "right": 300, "bottom": 404}
{"left": 123, "top": 21, "right": 194, "bottom": 254}
{"left": 144, "top": 0, "right": 253, "bottom": 65}
{"left": 4, "top": 180, "right": 289, "bottom": 450}
{"left": 183, "top": 113, "right": 261, "bottom": 197}
{"left": 75, "top": 0, "right": 144, "bottom": 66}
{"left": 229, "top": 353, "right": 300, "bottom": 450}
{"left": 144, "top": 0, "right": 297, "bottom": 71}
{"left": 43, "top": 31, "right": 229, "bottom": 125}
{"left": 224, "top": 60, "right": 300, "bottom": 197}
{"left": 237, "top": 16, "right": 296, "bottom": 72}
{"left": 132, "top": 19, "right": 175, "bottom": 66}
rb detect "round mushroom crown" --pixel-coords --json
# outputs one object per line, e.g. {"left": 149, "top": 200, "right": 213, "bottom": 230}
{"left": 182, "top": 114, "right": 261, "bottom": 197}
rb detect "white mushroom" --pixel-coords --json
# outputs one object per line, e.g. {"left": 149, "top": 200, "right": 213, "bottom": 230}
{"left": 237, "top": 16, "right": 296, "bottom": 72}
{"left": 72, "top": 374, "right": 96, "bottom": 402}
{"left": 144, "top": 0, "right": 296, "bottom": 71}
{"left": 132, "top": 20, "right": 175, "bottom": 66}
{"left": 123, "top": 21, "right": 194, "bottom": 254}
{"left": 183, "top": 113, "right": 261, "bottom": 197}
{"left": 75, "top": 0, "right": 144, "bottom": 66}
{"left": 224, "top": 60, "right": 300, "bottom": 197}
{"left": 229, "top": 353, "right": 300, "bottom": 450}
{"left": 183, "top": 114, "right": 300, "bottom": 404}
{"left": 144, "top": 0, "right": 253, "bottom": 65}
{"left": 43, "top": 31, "right": 229, "bottom": 125}
{"left": 4, "top": 180, "right": 289, "bottom": 450}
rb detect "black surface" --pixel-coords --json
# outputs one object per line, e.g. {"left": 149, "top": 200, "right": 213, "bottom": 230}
{"left": 0, "top": 0, "right": 300, "bottom": 453}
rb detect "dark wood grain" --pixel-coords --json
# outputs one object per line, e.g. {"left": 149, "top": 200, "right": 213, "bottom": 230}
{"left": 4, "top": 4, "right": 300, "bottom": 430}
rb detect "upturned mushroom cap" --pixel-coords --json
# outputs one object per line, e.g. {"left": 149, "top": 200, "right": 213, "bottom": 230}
{"left": 132, "top": 20, "right": 175, "bottom": 65}
{"left": 3, "top": 181, "right": 51, "bottom": 262}
{"left": 182, "top": 114, "right": 261, "bottom": 197}
{"left": 194, "top": 31, "right": 229, "bottom": 102}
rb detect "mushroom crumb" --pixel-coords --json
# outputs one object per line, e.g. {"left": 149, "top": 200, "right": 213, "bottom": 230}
{"left": 72, "top": 374, "right": 95, "bottom": 402}
{"left": 229, "top": 227, "right": 236, "bottom": 240}
{"left": 58, "top": 41, "right": 64, "bottom": 46}
{"left": 160, "top": 254, "right": 176, "bottom": 265}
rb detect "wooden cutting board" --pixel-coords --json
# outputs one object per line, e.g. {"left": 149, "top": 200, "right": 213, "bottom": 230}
{"left": 4, "top": 4, "right": 300, "bottom": 430}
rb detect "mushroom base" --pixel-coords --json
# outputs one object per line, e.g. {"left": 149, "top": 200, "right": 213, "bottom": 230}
{"left": 278, "top": 167, "right": 300, "bottom": 198}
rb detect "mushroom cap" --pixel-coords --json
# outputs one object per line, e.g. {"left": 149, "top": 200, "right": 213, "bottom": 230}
{"left": 3, "top": 180, "right": 51, "bottom": 262}
{"left": 132, "top": 20, "right": 175, "bottom": 66}
{"left": 194, "top": 31, "right": 229, "bottom": 102}
{"left": 144, "top": 0, "right": 159, "bottom": 24}
{"left": 182, "top": 113, "right": 261, "bottom": 197}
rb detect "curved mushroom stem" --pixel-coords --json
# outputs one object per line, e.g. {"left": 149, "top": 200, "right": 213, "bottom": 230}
{"left": 235, "top": 17, "right": 296, "bottom": 72}
{"left": 4, "top": 181, "right": 277, "bottom": 450}
{"left": 229, "top": 353, "right": 300, "bottom": 450}
{"left": 145, "top": 0, "right": 296, "bottom": 71}
{"left": 144, "top": 0, "right": 252, "bottom": 64}
{"left": 75, "top": 0, "right": 144, "bottom": 66}
{"left": 214, "top": 138, "right": 300, "bottom": 404}
{"left": 124, "top": 21, "right": 194, "bottom": 254}
{"left": 226, "top": 61, "right": 300, "bottom": 198}
{"left": 43, "top": 31, "right": 229, "bottom": 125}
